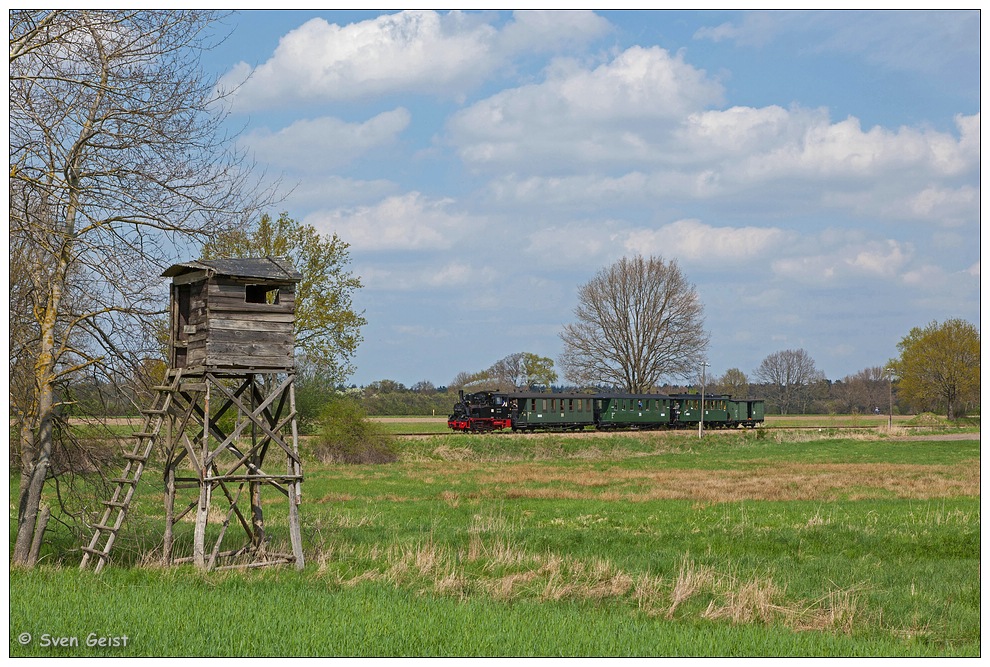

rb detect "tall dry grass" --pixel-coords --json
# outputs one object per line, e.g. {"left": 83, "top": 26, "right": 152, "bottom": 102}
{"left": 311, "top": 527, "right": 869, "bottom": 634}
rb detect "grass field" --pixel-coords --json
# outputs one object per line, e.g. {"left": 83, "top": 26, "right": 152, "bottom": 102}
{"left": 9, "top": 427, "right": 980, "bottom": 657}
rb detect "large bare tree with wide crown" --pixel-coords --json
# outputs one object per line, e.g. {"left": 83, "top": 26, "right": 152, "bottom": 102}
{"left": 560, "top": 255, "right": 709, "bottom": 393}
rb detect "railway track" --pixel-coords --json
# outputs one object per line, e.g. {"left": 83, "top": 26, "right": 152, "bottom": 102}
{"left": 395, "top": 424, "right": 941, "bottom": 437}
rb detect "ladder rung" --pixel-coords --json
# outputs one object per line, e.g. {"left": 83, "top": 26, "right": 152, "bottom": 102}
{"left": 141, "top": 408, "right": 169, "bottom": 415}
{"left": 122, "top": 453, "right": 147, "bottom": 461}
{"left": 80, "top": 546, "right": 109, "bottom": 557}
{"left": 132, "top": 432, "right": 156, "bottom": 438}
{"left": 92, "top": 523, "right": 118, "bottom": 532}
{"left": 110, "top": 478, "right": 138, "bottom": 485}
{"left": 102, "top": 500, "right": 127, "bottom": 508}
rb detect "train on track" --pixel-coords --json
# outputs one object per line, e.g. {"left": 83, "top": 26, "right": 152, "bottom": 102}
{"left": 448, "top": 390, "right": 764, "bottom": 433}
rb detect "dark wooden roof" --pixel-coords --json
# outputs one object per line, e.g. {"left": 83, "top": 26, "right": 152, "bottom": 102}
{"left": 162, "top": 257, "right": 302, "bottom": 282}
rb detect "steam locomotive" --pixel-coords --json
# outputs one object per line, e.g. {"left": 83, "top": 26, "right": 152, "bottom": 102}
{"left": 448, "top": 390, "right": 764, "bottom": 432}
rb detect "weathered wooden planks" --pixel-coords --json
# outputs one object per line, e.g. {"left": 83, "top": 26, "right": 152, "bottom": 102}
{"left": 165, "top": 259, "right": 300, "bottom": 371}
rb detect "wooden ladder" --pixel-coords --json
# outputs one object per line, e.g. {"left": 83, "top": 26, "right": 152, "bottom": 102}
{"left": 80, "top": 368, "right": 182, "bottom": 572}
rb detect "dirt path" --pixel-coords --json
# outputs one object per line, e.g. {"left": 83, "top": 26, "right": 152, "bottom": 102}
{"left": 890, "top": 432, "right": 979, "bottom": 441}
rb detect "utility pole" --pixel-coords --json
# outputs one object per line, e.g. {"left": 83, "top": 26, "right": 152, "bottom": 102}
{"left": 885, "top": 367, "right": 895, "bottom": 430}
{"left": 699, "top": 361, "right": 709, "bottom": 439}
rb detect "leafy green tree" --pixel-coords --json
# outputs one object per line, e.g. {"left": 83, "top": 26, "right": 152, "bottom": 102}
{"left": 520, "top": 353, "right": 558, "bottom": 388}
{"left": 202, "top": 212, "right": 366, "bottom": 385}
{"left": 716, "top": 368, "right": 749, "bottom": 398}
{"left": 890, "top": 319, "right": 979, "bottom": 419}
{"left": 489, "top": 352, "right": 558, "bottom": 389}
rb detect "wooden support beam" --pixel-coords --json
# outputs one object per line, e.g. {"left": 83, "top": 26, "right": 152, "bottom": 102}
{"left": 152, "top": 369, "right": 304, "bottom": 571}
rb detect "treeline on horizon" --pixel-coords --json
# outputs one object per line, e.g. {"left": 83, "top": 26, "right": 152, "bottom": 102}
{"left": 56, "top": 372, "right": 978, "bottom": 427}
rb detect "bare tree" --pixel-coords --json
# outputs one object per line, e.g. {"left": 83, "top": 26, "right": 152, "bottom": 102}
{"left": 837, "top": 366, "right": 890, "bottom": 414}
{"left": 560, "top": 255, "right": 709, "bottom": 392}
{"left": 752, "top": 349, "right": 824, "bottom": 415}
{"left": 9, "top": 10, "right": 274, "bottom": 565}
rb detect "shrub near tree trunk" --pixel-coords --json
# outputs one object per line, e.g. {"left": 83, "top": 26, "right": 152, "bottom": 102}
{"left": 314, "top": 397, "right": 398, "bottom": 464}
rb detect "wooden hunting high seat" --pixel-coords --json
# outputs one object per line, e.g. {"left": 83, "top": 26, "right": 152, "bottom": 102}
{"left": 81, "top": 257, "right": 305, "bottom": 572}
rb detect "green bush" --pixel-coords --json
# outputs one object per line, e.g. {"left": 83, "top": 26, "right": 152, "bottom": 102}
{"left": 313, "top": 397, "right": 398, "bottom": 464}
{"left": 294, "top": 375, "right": 337, "bottom": 434}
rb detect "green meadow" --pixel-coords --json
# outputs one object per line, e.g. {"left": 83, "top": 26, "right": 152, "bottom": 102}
{"left": 10, "top": 429, "right": 980, "bottom": 657}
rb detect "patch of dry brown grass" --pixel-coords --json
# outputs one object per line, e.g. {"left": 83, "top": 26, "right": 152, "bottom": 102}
{"left": 473, "top": 461, "right": 977, "bottom": 503}
{"left": 482, "top": 571, "right": 540, "bottom": 600}
{"left": 702, "top": 575, "right": 789, "bottom": 625}
{"left": 791, "top": 586, "right": 863, "bottom": 634}
{"left": 666, "top": 557, "right": 718, "bottom": 619}
{"left": 439, "top": 490, "right": 460, "bottom": 507}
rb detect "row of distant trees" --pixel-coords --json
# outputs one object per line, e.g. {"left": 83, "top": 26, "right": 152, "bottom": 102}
{"left": 267, "top": 326, "right": 984, "bottom": 419}
{"left": 59, "top": 331, "right": 979, "bottom": 421}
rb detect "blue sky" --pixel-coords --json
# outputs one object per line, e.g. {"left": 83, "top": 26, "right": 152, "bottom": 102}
{"left": 200, "top": 9, "right": 981, "bottom": 388}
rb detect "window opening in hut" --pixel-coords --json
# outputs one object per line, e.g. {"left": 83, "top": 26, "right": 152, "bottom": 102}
{"left": 246, "top": 284, "right": 280, "bottom": 304}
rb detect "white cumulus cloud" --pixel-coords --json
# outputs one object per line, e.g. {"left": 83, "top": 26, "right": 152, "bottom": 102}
{"left": 623, "top": 219, "right": 789, "bottom": 264}
{"left": 845, "top": 239, "right": 912, "bottom": 277}
{"left": 447, "top": 45, "right": 724, "bottom": 169}
{"left": 221, "top": 10, "right": 609, "bottom": 111}
{"left": 771, "top": 232, "right": 917, "bottom": 285}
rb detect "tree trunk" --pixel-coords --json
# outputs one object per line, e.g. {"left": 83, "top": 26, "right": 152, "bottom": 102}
{"left": 13, "top": 382, "right": 55, "bottom": 563}
{"left": 13, "top": 320, "right": 61, "bottom": 564}
{"left": 13, "top": 151, "right": 78, "bottom": 565}
{"left": 28, "top": 505, "right": 52, "bottom": 566}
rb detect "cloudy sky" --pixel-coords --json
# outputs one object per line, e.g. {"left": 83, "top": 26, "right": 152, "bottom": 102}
{"left": 203, "top": 9, "right": 981, "bottom": 388}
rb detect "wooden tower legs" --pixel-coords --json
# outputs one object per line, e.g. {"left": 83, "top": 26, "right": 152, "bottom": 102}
{"left": 162, "top": 370, "right": 304, "bottom": 571}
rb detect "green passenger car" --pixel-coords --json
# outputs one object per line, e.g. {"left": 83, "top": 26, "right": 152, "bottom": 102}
{"left": 726, "top": 398, "right": 765, "bottom": 428}
{"left": 596, "top": 395, "right": 671, "bottom": 430}
{"left": 510, "top": 393, "right": 596, "bottom": 431}
{"left": 670, "top": 394, "right": 730, "bottom": 427}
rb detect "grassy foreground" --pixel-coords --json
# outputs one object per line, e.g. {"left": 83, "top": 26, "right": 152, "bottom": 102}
{"left": 10, "top": 429, "right": 980, "bottom": 657}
